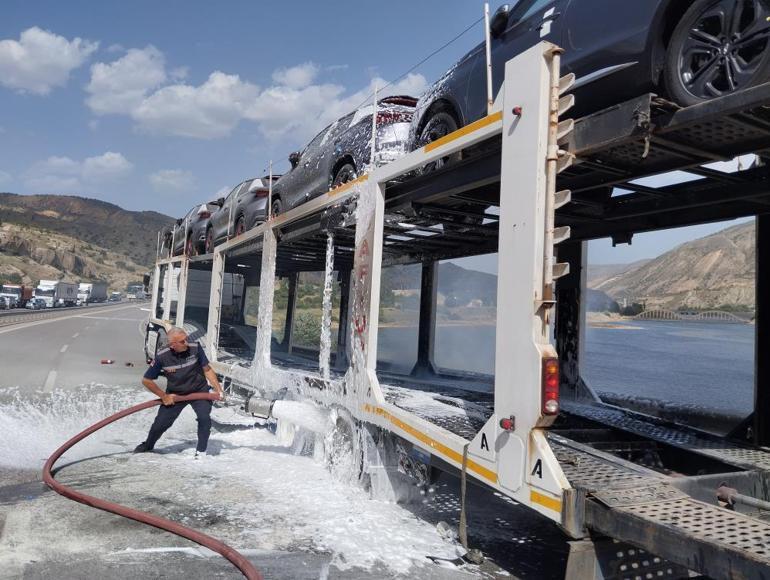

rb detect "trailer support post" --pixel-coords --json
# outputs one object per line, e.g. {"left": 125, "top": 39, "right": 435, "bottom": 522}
{"left": 755, "top": 215, "right": 770, "bottom": 445}
{"left": 411, "top": 259, "right": 438, "bottom": 377}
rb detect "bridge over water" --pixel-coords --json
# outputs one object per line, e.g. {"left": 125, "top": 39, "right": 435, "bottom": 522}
{"left": 633, "top": 309, "right": 752, "bottom": 323}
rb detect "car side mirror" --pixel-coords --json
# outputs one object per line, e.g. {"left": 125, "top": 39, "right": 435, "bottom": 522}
{"left": 175, "top": 218, "right": 183, "bottom": 226}
{"left": 216, "top": 197, "right": 225, "bottom": 207}
{"left": 490, "top": 4, "right": 510, "bottom": 38}
{"left": 289, "top": 151, "right": 301, "bottom": 169}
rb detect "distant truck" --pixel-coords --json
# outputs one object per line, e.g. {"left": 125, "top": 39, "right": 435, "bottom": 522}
{"left": 78, "top": 281, "right": 108, "bottom": 305}
{"left": 126, "top": 284, "right": 144, "bottom": 301}
{"left": 35, "top": 280, "right": 78, "bottom": 308}
{"left": 0, "top": 284, "right": 33, "bottom": 308}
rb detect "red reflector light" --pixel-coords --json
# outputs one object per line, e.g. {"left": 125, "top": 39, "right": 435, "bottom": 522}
{"left": 499, "top": 416, "right": 515, "bottom": 431}
{"left": 542, "top": 357, "right": 559, "bottom": 416}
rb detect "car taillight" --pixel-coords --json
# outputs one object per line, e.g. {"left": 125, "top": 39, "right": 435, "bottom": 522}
{"left": 542, "top": 357, "right": 559, "bottom": 415}
{"left": 253, "top": 188, "right": 269, "bottom": 198}
{"left": 198, "top": 211, "right": 211, "bottom": 219}
{"left": 376, "top": 111, "right": 412, "bottom": 125}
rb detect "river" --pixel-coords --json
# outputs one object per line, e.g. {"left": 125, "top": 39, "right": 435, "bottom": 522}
{"left": 377, "top": 320, "right": 755, "bottom": 421}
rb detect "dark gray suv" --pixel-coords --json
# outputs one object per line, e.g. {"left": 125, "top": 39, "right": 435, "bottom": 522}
{"left": 171, "top": 201, "right": 222, "bottom": 256}
{"left": 205, "top": 175, "right": 280, "bottom": 252}
{"left": 411, "top": 0, "right": 770, "bottom": 152}
{"left": 271, "top": 96, "right": 417, "bottom": 215}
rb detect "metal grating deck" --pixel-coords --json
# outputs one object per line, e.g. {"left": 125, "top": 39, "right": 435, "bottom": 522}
{"left": 563, "top": 401, "right": 770, "bottom": 472}
{"left": 381, "top": 384, "right": 492, "bottom": 440}
{"left": 551, "top": 434, "right": 770, "bottom": 578}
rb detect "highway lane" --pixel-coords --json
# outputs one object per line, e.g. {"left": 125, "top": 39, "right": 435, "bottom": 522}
{"left": 0, "top": 301, "right": 147, "bottom": 329}
{"left": 0, "top": 304, "right": 149, "bottom": 391}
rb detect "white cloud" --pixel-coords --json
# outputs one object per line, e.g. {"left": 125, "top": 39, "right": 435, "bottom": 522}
{"left": 84, "top": 49, "right": 428, "bottom": 144}
{"left": 244, "top": 71, "right": 428, "bottom": 143}
{"left": 133, "top": 72, "right": 260, "bottom": 139}
{"left": 23, "top": 152, "right": 133, "bottom": 193}
{"left": 82, "top": 151, "right": 133, "bottom": 182}
{"left": 0, "top": 170, "right": 12, "bottom": 187}
{"left": 149, "top": 169, "right": 195, "bottom": 192}
{"left": 271, "top": 62, "right": 319, "bottom": 89}
{"left": 0, "top": 27, "right": 97, "bottom": 95}
{"left": 86, "top": 46, "right": 166, "bottom": 115}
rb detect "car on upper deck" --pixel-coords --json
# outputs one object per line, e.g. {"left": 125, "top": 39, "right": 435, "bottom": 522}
{"left": 204, "top": 175, "right": 280, "bottom": 253}
{"left": 270, "top": 95, "right": 418, "bottom": 215}
{"left": 410, "top": 0, "right": 770, "bottom": 154}
{"left": 171, "top": 201, "right": 223, "bottom": 256}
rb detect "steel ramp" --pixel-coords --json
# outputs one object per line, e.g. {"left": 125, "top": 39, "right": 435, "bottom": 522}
{"left": 563, "top": 400, "right": 770, "bottom": 472}
{"left": 551, "top": 435, "right": 770, "bottom": 579}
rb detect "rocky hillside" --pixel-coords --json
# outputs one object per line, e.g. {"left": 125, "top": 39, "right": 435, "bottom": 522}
{"left": 0, "top": 222, "right": 147, "bottom": 291}
{"left": 0, "top": 193, "right": 172, "bottom": 267}
{"left": 591, "top": 221, "right": 755, "bottom": 310}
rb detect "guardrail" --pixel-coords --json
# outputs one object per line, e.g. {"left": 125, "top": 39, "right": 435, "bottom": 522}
{"left": 0, "top": 301, "right": 147, "bottom": 329}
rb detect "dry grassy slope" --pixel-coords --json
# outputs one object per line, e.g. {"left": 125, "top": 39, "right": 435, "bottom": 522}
{"left": 0, "top": 192, "right": 173, "bottom": 267}
{"left": 593, "top": 221, "right": 755, "bottom": 310}
{"left": 0, "top": 222, "right": 147, "bottom": 291}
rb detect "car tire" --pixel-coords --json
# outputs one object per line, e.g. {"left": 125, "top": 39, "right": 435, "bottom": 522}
{"left": 332, "top": 163, "right": 357, "bottom": 188}
{"left": 235, "top": 216, "right": 245, "bottom": 237}
{"left": 417, "top": 105, "right": 461, "bottom": 172}
{"left": 271, "top": 197, "right": 283, "bottom": 217}
{"left": 664, "top": 0, "right": 770, "bottom": 106}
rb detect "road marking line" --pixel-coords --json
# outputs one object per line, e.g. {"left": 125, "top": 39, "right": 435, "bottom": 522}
{"left": 72, "top": 332, "right": 79, "bottom": 338}
{"left": 43, "top": 370, "right": 57, "bottom": 392}
{"left": 0, "top": 304, "right": 140, "bottom": 335}
{"left": 60, "top": 344, "right": 68, "bottom": 353}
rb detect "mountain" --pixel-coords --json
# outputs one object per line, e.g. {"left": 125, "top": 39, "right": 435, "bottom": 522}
{"left": 0, "top": 193, "right": 173, "bottom": 267}
{"left": 588, "top": 260, "right": 651, "bottom": 288}
{"left": 0, "top": 221, "right": 148, "bottom": 291}
{"left": 590, "top": 221, "right": 755, "bottom": 310}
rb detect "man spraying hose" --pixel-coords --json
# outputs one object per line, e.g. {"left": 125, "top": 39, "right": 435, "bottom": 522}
{"left": 134, "top": 327, "right": 224, "bottom": 458}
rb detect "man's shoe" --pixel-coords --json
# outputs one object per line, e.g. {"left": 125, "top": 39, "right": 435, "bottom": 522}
{"left": 133, "top": 442, "right": 153, "bottom": 453}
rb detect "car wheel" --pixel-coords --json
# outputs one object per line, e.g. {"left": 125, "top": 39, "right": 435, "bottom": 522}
{"left": 332, "top": 163, "right": 357, "bottom": 188}
{"left": 417, "top": 105, "right": 461, "bottom": 172}
{"left": 235, "top": 216, "right": 245, "bottom": 237}
{"left": 665, "top": 0, "right": 770, "bottom": 106}
{"left": 271, "top": 197, "right": 283, "bottom": 217}
{"left": 204, "top": 228, "right": 214, "bottom": 254}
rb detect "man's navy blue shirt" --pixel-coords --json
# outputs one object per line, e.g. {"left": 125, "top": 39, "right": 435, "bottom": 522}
{"left": 144, "top": 342, "right": 210, "bottom": 394}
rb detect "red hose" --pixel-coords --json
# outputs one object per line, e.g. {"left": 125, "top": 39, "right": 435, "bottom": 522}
{"left": 42, "top": 393, "right": 263, "bottom": 580}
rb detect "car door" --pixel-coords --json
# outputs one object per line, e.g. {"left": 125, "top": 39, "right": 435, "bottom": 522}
{"left": 277, "top": 125, "right": 332, "bottom": 210}
{"left": 213, "top": 183, "right": 243, "bottom": 242}
{"left": 465, "top": 0, "right": 569, "bottom": 123}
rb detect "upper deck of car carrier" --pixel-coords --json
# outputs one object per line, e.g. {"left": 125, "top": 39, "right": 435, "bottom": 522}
{"left": 145, "top": 43, "right": 770, "bottom": 579}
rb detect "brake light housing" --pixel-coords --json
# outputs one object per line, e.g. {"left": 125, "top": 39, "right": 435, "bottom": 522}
{"left": 376, "top": 110, "right": 413, "bottom": 125}
{"left": 197, "top": 211, "right": 211, "bottom": 219}
{"left": 253, "top": 188, "right": 269, "bottom": 198}
{"left": 542, "top": 357, "right": 559, "bottom": 415}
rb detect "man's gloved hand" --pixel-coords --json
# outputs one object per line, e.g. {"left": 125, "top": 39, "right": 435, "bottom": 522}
{"left": 161, "top": 394, "right": 176, "bottom": 406}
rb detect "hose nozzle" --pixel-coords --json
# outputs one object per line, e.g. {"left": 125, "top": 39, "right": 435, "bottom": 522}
{"left": 245, "top": 396, "right": 275, "bottom": 419}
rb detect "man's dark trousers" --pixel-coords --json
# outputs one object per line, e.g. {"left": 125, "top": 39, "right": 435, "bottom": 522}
{"left": 146, "top": 398, "right": 212, "bottom": 452}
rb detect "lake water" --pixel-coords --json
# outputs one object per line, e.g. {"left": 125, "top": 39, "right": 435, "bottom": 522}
{"left": 377, "top": 320, "right": 755, "bottom": 418}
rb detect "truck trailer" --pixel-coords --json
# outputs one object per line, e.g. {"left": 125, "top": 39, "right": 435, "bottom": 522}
{"left": 36, "top": 280, "right": 78, "bottom": 308}
{"left": 0, "top": 284, "right": 33, "bottom": 308}
{"left": 77, "top": 281, "right": 108, "bottom": 305}
{"left": 143, "top": 43, "right": 770, "bottom": 579}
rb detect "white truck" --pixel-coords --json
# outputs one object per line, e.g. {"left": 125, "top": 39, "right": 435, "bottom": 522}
{"left": 35, "top": 280, "right": 78, "bottom": 308}
{"left": 77, "top": 281, "right": 108, "bottom": 305}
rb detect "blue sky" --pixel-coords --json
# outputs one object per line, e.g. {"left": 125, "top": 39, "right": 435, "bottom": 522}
{"left": 0, "top": 1, "right": 754, "bottom": 266}
{"left": 0, "top": 0, "right": 482, "bottom": 211}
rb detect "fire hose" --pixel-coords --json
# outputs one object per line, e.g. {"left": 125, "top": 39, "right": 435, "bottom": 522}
{"left": 42, "top": 392, "right": 263, "bottom": 580}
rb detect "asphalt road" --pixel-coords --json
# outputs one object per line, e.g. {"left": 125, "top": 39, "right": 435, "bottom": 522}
{"left": 0, "top": 305, "right": 571, "bottom": 579}
{"left": 0, "top": 302, "right": 148, "bottom": 391}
